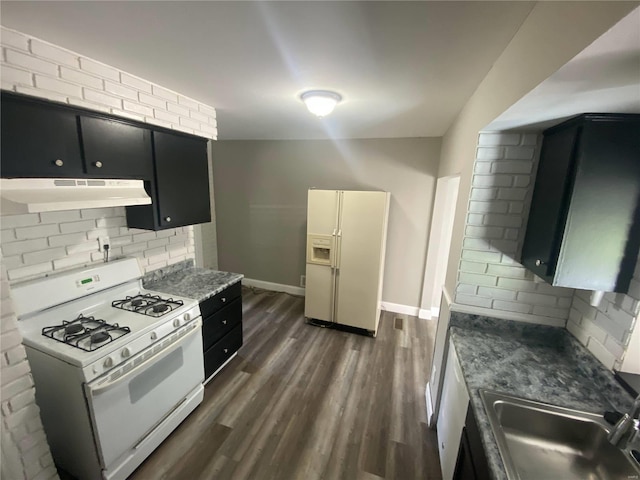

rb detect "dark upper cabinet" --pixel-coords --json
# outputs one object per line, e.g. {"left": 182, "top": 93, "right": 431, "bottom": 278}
{"left": 1, "top": 92, "right": 152, "bottom": 180}
{"left": 1, "top": 94, "right": 84, "bottom": 178}
{"left": 126, "top": 131, "right": 211, "bottom": 230}
{"left": 80, "top": 116, "right": 153, "bottom": 179}
{"left": 521, "top": 114, "right": 640, "bottom": 293}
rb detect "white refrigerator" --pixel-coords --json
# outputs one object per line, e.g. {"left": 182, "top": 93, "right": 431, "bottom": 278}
{"left": 304, "top": 189, "right": 390, "bottom": 335}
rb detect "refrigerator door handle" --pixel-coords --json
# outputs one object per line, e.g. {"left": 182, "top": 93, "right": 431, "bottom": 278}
{"left": 331, "top": 229, "right": 337, "bottom": 268}
{"left": 335, "top": 229, "right": 342, "bottom": 270}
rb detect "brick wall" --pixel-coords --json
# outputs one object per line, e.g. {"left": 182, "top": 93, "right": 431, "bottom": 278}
{"left": 1, "top": 259, "right": 57, "bottom": 480}
{"left": 1, "top": 26, "right": 217, "bottom": 139}
{"left": 0, "top": 26, "right": 216, "bottom": 476}
{"left": 1, "top": 208, "right": 195, "bottom": 282}
{"left": 455, "top": 131, "right": 574, "bottom": 326}
{"left": 567, "top": 270, "right": 640, "bottom": 370}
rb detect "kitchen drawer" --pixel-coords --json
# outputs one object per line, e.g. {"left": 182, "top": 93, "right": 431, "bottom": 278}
{"left": 202, "top": 297, "right": 242, "bottom": 350}
{"left": 204, "top": 323, "right": 243, "bottom": 380}
{"left": 199, "top": 282, "right": 242, "bottom": 318}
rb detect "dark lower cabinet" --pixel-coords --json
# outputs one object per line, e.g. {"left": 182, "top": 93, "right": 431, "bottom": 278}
{"left": 453, "top": 407, "right": 491, "bottom": 480}
{"left": 200, "top": 283, "right": 243, "bottom": 381}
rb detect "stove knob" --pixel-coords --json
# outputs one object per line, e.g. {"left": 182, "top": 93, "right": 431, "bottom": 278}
{"left": 173, "top": 318, "right": 181, "bottom": 328}
{"left": 150, "top": 332, "right": 158, "bottom": 341}
{"left": 121, "top": 347, "right": 131, "bottom": 358}
{"left": 184, "top": 313, "right": 191, "bottom": 322}
{"left": 104, "top": 357, "right": 113, "bottom": 368}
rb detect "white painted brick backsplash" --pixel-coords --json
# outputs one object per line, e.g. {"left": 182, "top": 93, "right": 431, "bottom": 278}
{"left": 79, "top": 57, "right": 119, "bottom": 81}
{"left": 120, "top": 73, "right": 152, "bottom": 93}
{"left": 491, "top": 161, "right": 532, "bottom": 174}
{"left": 60, "top": 66, "right": 103, "bottom": 90}
{"left": 586, "top": 337, "right": 616, "bottom": 370}
{"left": 470, "top": 188, "right": 497, "bottom": 201}
{"left": 154, "top": 109, "right": 180, "bottom": 124}
{"left": 30, "top": 40, "right": 77, "bottom": 67}
{"left": 1, "top": 29, "right": 29, "bottom": 51}
{"left": 68, "top": 97, "right": 111, "bottom": 114}
{"left": 16, "top": 85, "right": 67, "bottom": 103}
{"left": 122, "top": 100, "right": 154, "bottom": 117}
{"left": 1, "top": 26, "right": 216, "bottom": 140}
{"left": 34, "top": 75, "right": 81, "bottom": 98}
{"left": 83, "top": 88, "right": 122, "bottom": 109}
{"left": 505, "top": 145, "right": 535, "bottom": 160}
{"left": 478, "top": 132, "right": 520, "bottom": 146}
{"left": 139, "top": 92, "right": 166, "bottom": 109}
{"left": 6, "top": 49, "right": 58, "bottom": 76}
{"left": 1, "top": 65, "right": 32, "bottom": 85}
{"left": 473, "top": 174, "right": 512, "bottom": 188}
{"left": 167, "top": 102, "right": 190, "bottom": 117}
{"left": 104, "top": 80, "right": 138, "bottom": 100}
{"left": 476, "top": 147, "right": 503, "bottom": 160}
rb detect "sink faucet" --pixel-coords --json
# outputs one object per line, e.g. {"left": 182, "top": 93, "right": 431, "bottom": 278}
{"left": 608, "top": 394, "right": 640, "bottom": 449}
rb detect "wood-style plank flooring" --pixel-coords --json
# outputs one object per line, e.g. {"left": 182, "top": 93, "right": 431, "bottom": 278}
{"left": 129, "top": 288, "right": 442, "bottom": 480}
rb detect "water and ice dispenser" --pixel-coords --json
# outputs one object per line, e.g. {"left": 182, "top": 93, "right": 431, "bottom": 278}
{"left": 306, "top": 234, "right": 334, "bottom": 266}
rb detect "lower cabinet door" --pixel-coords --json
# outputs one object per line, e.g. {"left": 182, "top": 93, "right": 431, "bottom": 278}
{"left": 204, "top": 323, "right": 243, "bottom": 380}
{"left": 202, "top": 297, "right": 242, "bottom": 351}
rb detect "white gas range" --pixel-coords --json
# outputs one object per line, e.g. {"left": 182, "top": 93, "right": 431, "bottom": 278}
{"left": 12, "top": 258, "right": 205, "bottom": 480}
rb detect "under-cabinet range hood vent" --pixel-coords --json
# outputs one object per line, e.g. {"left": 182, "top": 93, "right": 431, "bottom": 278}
{"left": 0, "top": 178, "right": 151, "bottom": 215}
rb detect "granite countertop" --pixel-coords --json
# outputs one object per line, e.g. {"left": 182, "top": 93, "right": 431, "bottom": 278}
{"left": 449, "top": 312, "right": 635, "bottom": 480}
{"left": 142, "top": 260, "right": 244, "bottom": 303}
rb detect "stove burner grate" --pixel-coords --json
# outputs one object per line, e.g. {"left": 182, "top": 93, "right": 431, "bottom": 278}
{"left": 42, "top": 314, "right": 130, "bottom": 352}
{"left": 111, "top": 294, "right": 184, "bottom": 317}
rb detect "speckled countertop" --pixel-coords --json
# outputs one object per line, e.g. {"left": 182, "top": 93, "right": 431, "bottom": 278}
{"left": 449, "top": 312, "right": 635, "bottom": 480}
{"left": 143, "top": 260, "right": 243, "bottom": 303}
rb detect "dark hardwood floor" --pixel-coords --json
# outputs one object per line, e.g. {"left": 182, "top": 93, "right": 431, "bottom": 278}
{"left": 129, "top": 288, "right": 442, "bottom": 480}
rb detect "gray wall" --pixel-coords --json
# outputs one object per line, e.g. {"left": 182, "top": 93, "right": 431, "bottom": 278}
{"left": 211, "top": 137, "right": 441, "bottom": 307}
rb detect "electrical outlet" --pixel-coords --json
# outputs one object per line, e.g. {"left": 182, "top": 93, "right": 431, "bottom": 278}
{"left": 300, "top": 275, "right": 306, "bottom": 287}
{"left": 98, "top": 236, "right": 110, "bottom": 253}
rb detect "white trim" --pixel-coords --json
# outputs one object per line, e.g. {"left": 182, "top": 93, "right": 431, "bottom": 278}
{"left": 425, "top": 382, "right": 435, "bottom": 427}
{"left": 442, "top": 285, "right": 453, "bottom": 307}
{"left": 450, "top": 302, "right": 566, "bottom": 327}
{"left": 380, "top": 301, "right": 419, "bottom": 316}
{"left": 419, "top": 308, "right": 432, "bottom": 320}
{"left": 243, "top": 278, "right": 305, "bottom": 296}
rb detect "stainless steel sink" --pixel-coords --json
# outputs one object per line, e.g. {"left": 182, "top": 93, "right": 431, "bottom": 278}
{"left": 480, "top": 390, "right": 640, "bottom": 480}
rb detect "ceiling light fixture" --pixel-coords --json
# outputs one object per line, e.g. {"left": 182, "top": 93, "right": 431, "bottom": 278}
{"left": 300, "top": 90, "right": 342, "bottom": 117}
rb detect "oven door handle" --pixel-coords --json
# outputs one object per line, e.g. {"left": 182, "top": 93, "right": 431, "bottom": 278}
{"left": 88, "top": 321, "right": 201, "bottom": 396}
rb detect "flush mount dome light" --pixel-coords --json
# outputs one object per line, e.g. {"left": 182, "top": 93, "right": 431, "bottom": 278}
{"left": 300, "top": 90, "right": 342, "bottom": 117}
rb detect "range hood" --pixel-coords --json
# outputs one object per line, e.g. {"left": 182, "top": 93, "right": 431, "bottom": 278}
{"left": 0, "top": 178, "right": 152, "bottom": 215}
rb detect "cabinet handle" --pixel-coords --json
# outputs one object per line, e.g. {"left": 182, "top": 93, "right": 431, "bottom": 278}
{"left": 164, "top": 216, "right": 171, "bottom": 223}
{"left": 535, "top": 259, "right": 546, "bottom": 267}
{"left": 223, "top": 348, "right": 228, "bottom": 354}
{"left": 54, "top": 159, "right": 64, "bottom": 167}
{"left": 222, "top": 320, "right": 227, "bottom": 325}
{"left": 94, "top": 161, "right": 103, "bottom": 168}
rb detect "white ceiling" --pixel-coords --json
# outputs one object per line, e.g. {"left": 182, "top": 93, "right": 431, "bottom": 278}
{"left": 488, "top": 7, "right": 640, "bottom": 131}
{"left": 0, "top": 1, "right": 535, "bottom": 140}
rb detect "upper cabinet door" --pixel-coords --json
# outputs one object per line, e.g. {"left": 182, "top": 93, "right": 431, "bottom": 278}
{"left": 1, "top": 94, "right": 84, "bottom": 178}
{"left": 521, "top": 114, "right": 640, "bottom": 293}
{"left": 80, "top": 116, "right": 153, "bottom": 179}
{"left": 520, "top": 124, "right": 579, "bottom": 281}
{"left": 153, "top": 131, "right": 211, "bottom": 229}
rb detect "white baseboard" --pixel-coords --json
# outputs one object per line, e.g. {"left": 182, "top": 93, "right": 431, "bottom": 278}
{"left": 381, "top": 301, "right": 418, "bottom": 316}
{"left": 450, "top": 302, "right": 566, "bottom": 327}
{"left": 242, "top": 278, "right": 305, "bottom": 296}
{"left": 418, "top": 307, "right": 439, "bottom": 320}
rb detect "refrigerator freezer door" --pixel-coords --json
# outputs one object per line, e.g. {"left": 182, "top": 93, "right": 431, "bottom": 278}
{"left": 335, "top": 191, "right": 390, "bottom": 332}
{"left": 305, "top": 190, "right": 340, "bottom": 322}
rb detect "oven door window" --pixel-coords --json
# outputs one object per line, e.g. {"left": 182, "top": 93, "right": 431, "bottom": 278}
{"left": 85, "top": 327, "right": 203, "bottom": 469}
